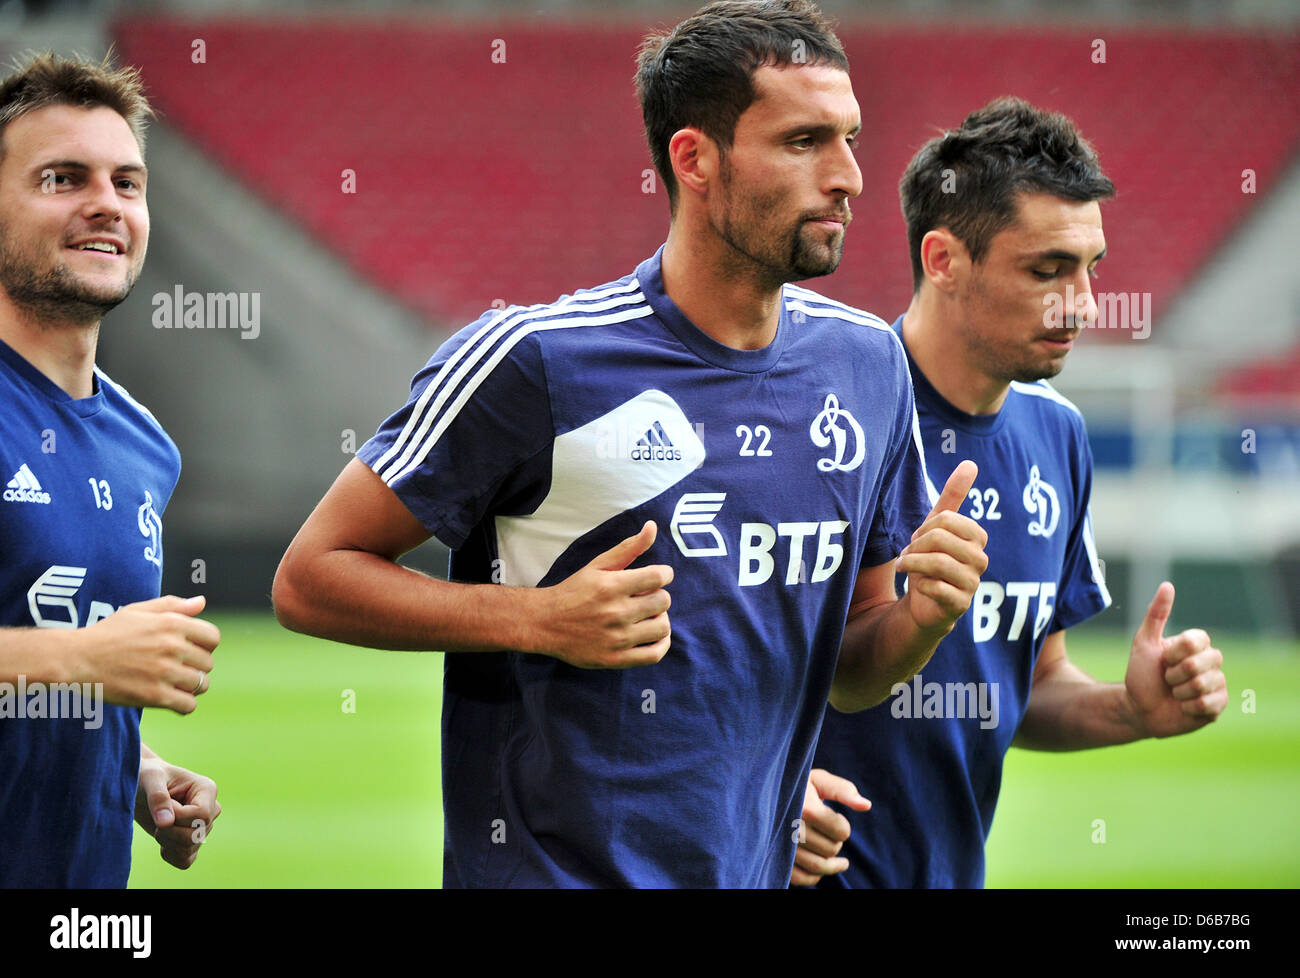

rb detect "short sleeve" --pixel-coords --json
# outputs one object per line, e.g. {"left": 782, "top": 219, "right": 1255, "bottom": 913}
{"left": 357, "top": 311, "right": 554, "bottom": 549}
{"left": 1048, "top": 418, "right": 1112, "bottom": 632}
{"left": 861, "top": 355, "right": 933, "bottom": 570}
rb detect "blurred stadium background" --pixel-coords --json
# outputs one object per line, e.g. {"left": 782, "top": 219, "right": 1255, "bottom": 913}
{"left": 2, "top": 0, "right": 1295, "bottom": 887}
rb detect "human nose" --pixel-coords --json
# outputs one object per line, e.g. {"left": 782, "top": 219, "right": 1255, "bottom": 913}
{"left": 80, "top": 171, "right": 123, "bottom": 224}
{"left": 1070, "top": 268, "right": 1098, "bottom": 328}
{"left": 826, "top": 137, "right": 863, "bottom": 200}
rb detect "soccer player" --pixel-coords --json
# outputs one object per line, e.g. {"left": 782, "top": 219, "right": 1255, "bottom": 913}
{"left": 273, "top": 0, "right": 988, "bottom": 887}
{"left": 792, "top": 97, "right": 1228, "bottom": 889}
{"left": 0, "top": 54, "right": 221, "bottom": 887}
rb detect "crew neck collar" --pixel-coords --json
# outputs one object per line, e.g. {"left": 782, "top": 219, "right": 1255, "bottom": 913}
{"left": 893, "top": 315, "right": 1006, "bottom": 436}
{"left": 0, "top": 334, "right": 104, "bottom": 417}
{"left": 637, "top": 245, "right": 789, "bottom": 374}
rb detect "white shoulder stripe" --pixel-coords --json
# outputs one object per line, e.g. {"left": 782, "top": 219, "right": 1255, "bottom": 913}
{"left": 784, "top": 293, "right": 905, "bottom": 361}
{"left": 378, "top": 289, "right": 648, "bottom": 484}
{"left": 1082, "top": 509, "right": 1113, "bottom": 608}
{"left": 783, "top": 286, "right": 892, "bottom": 329}
{"left": 93, "top": 366, "right": 167, "bottom": 432}
{"left": 1009, "top": 379, "right": 1083, "bottom": 417}
{"left": 782, "top": 286, "right": 889, "bottom": 321}
{"left": 912, "top": 399, "right": 940, "bottom": 507}
{"left": 384, "top": 302, "right": 652, "bottom": 486}
{"left": 372, "top": 280, "right": 643, "bottom": 480}
{"left": 785, "top": 299, "right": 899, "bottom": 338}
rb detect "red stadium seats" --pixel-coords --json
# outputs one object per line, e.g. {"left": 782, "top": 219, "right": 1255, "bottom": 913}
{"left": 115, "top": 20, "right": 1300, "bottom": 335}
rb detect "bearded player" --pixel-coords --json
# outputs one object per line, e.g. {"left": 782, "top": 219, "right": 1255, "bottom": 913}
{"left": 274, "top": 0, "right": 988, "bottom": 887}
{"left": 0, "top": 53, "right": 220, "bottom": 887}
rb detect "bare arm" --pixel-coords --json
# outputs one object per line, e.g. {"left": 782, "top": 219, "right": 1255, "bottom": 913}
{"left": 272, "top": 458, "right": 675, "bottom": 668}
{"left": 0, "top": 595, "right": 218, "bottom": 713}
{"left": 796, "top": 468, "right": 991, "bottom": 882}
{"left": 831, "top": 461, "right": 988, "bottom": 712}
{"left": 1014, "top": 583, "right": 1227, "bottom": 750}
{"left": 1013, "top": 630, "right": 1134, "bottom": 749}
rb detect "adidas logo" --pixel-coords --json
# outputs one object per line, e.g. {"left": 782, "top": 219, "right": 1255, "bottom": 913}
{"left": 630, "top": 421, "right": 682, "bottom": 462}
{"left": 4, "top": 463, "right": 52, "bottom": 505}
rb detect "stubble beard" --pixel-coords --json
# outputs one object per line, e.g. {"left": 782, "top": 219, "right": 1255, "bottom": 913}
{"left": 0, "top": 225, "right": 137, "bottom": 328}
{"left": 964, "top": 266, "right": 1067, "bottom": 385}
{"left": 715, "top": 158, "right": 845, "bottom": 289}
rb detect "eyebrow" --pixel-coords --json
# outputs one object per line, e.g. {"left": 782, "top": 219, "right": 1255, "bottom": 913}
{"left": 775, "top": 122, "right": 861, "bottom": 141}
{"left": 1024, "top": 246, "right": 1107, "bottom": 264}
{"left": 31, "top": 159, "right": 148, "bottom": 178}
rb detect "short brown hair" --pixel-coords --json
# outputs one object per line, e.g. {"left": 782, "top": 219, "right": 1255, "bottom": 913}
{"left": 0, "top": 51, "right": 154, "bottom": 161}
{"left": 635, "top": 0, "right": 849, "bottom": 212}
{"left": 899, "top": 97, "right": 1114, "bottom": 292}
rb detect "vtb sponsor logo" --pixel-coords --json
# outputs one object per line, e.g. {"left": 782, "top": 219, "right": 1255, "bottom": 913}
{"left": 669, "top": 491, "right": 848, "bottom": 587}
{"left": 971, "top": 580, "right": 1056, "bottom": 642}
{"left": 27, "top": 566, "right": 118, "bottom": 628}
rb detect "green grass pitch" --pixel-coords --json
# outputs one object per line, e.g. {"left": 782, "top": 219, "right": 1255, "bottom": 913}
{"left": 128, "top": 614, "right": 1300, "bottom": 888}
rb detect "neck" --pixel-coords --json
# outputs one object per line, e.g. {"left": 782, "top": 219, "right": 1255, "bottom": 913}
{"left": 661, "top": 221, "right": 783, "bottom": 350}
{"left": 901, "top": 288, "right": 1009, "bottom": 416}
{"left": 0, "top": 295, "right": 100, "bottom": 399}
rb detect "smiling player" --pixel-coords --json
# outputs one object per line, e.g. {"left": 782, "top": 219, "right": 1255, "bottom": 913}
{"left": 0, "top": 53, "right": 221, "bottom": 887}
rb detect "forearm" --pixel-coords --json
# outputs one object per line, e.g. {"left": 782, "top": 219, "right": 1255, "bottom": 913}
{"left": 831, "top": 592, "right": 952, "bottom": 712}
{"left": 1015, "top": 659, "right": 1142, "bottom": 750}
{"left": 135, "top": 741, "right": 160, "bottom": 833}
{"left": 0, "top": 627, "right": 81, "bottom": 685}
{"left": 832, "top": 462, "right": 988, "bottom": 712}
{"left": 275, "top": 462, "right": 673, "bottom": 667}
{"left": 272, "top": 544, "right": 538, "bottom": 654}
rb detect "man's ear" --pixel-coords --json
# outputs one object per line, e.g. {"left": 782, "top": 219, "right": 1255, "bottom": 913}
{"left": 668, "top": 127, "right": 717, "bottom": 203}
{"left": 920, "top": 228, "right": 974, "bottom": 297}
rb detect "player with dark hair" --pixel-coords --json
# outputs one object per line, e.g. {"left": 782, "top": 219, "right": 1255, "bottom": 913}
{"left": 273, "top": 0, "right": 987, "bottom": 888}
{"left": 793, "top": 96, "right": 1227, "bottom": 889}
{"left": 0, "top": 53, "right": 221, "bottom": 887}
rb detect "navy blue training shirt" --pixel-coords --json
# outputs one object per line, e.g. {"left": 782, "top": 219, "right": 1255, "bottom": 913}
{"left": 812, "top": 316, "right": 1111, "bottom": 888}
{"left": 0, "top": 337, "right": 180, "bottom": 888}
{"left": 358, "top": 248, "right": 933, "bottom": 887}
